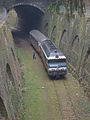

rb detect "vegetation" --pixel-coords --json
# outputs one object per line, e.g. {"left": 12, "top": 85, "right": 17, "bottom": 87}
{"left": 48, "top": 0, "right": 87, "bottom": 17}
{"left": 16, "top": 41, "right": 90, "bottom": 120}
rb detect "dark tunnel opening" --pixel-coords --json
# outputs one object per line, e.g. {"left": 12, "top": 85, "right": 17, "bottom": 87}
{"left": 11, "top": 5, "right": 44, "bottom": 38}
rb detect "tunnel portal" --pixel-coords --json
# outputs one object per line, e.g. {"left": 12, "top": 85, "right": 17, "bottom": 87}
{"left": 10, "top": 4, "right": 44, "bottom": 35}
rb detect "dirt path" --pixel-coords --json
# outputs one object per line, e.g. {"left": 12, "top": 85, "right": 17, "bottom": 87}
{"left": 16, "top": 39, "right": 90, "bottom": 120}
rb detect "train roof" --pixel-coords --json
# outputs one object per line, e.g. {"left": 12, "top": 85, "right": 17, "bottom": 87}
{"left": 30, "top": 30, "right": 47, "bottom": 43}
{"left": 41, "top": 40, "right": 66, "bottom": 59}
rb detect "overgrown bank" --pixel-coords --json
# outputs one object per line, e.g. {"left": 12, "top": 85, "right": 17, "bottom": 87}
{"left": 42, "top": 7, "right": 90, "bottom": 98}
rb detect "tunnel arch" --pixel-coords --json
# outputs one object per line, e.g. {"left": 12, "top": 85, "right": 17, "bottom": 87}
{"left": 0, "top": 96, "right": 9, "bottom": 120}
{"left": 8, "top": 3, "right": 44, "bottom": 35}
{"left": 8, "top": 3, "right": 45, "bottom": 13}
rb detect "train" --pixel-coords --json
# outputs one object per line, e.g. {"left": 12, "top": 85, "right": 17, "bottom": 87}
{"left": 29, "top": 30, "right": 67, "bottom": 78}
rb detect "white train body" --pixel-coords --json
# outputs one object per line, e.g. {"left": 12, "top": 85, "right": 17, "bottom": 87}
{"left": 29, "top": 30, "right": 67, "bottom": 77}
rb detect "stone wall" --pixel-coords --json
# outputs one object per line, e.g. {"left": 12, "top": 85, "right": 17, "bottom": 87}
{"left": 0, "top": 8, "right": 23, "bottom": 120}
{"left": 42, "top": 9, "right": 90, "bottom": 97}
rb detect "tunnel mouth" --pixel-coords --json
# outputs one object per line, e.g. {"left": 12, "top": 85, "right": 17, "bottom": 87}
{"left": 14, "top": 5, "right": 43, "bottom": 33}
{"left": 11, "top": 4, "right": 44, "bottom": 39}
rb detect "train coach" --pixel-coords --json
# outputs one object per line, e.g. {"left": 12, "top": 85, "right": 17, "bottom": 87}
{"left": 29, "top": 30, "right": 67, "bottom": 78}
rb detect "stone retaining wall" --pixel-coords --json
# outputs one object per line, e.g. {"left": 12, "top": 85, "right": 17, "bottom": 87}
{"left": 0, "top": 8, "right": 22, "bottom": 120}
{"left": 42, "top": 9, "right": 90, "bottom": 97}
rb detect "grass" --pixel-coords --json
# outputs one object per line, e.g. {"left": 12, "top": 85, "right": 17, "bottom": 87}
{"left": 16, "top": 47, "right": 48, "bottom": 120}
{"left": 16, "top": 43, "right": 90, "bottom": 120}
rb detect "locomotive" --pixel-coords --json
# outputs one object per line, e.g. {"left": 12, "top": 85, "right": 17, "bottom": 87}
{"left": 29, "top": 30, "right": 67, "bottom": 77}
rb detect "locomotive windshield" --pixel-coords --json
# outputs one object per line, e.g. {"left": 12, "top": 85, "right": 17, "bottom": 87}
{"left": 48, "top": 59, "right": 66, "bottom": 63}
{"left": 48, "top": 59, "right": 66, "bottom": 67}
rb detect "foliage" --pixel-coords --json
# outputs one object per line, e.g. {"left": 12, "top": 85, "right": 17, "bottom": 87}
{"left": 48, "top": 0, "right": 86, "bottom": 17}
{"left": 48, "top": 2, "right": 60, "bottom": 14}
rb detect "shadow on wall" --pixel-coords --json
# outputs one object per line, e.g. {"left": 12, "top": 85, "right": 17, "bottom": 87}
{"left": 51, "top": 26, "right": 57, "bottom": 43}
{"left": 0, "top": 97, "right": 8, "bottom": 120}
{"left": 83, "top": 45, "right": 90, "bottom": 69}
{"left": 59, "top": 29, "right": 66, "bottom": 47}
{"left": 86, "top": 46, "right": 90, "bottom": 58}
{"left": 6, "top": 63, "right": 14, "bottom": 87}
{"left": 70, "top": 35, "right": 80, "bottom": 68}
{"left": 71, "top": 35, "right": 79, "bottom": 47}
{"left": 59, "top": 29, "right": 67, "bottom": 55}
{"left": 44, "top": 23, "right": 48, "bottom": 37}
{"left": 11, "top": 48, "right": 16, "bottom": 62}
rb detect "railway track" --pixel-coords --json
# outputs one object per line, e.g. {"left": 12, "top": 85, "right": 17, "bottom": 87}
{"left": 37, "top": 53, "right": 78, "bottom": 120}
{"left": 41, "top": 73, "right": 78, "bottom": 120}
{"left": 43, "top": 77, "right": 62, "bottom": 120}
{"left": 16, "top": 40, "right": 90, "bottom": 120}
{"left": 52, "top": 79, "right": 78, "bottom": 120}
